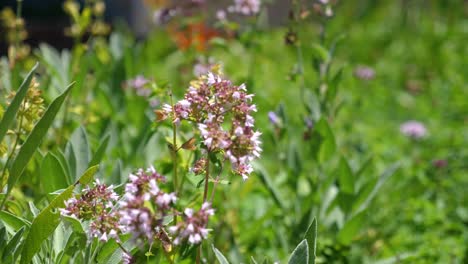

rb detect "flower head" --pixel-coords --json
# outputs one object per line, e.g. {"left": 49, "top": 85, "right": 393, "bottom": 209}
{"left": 61, "top": 180, "right": 121, "bottom": 242}
{"left": 125, "top": 75, "right": 151, "bottom": 97}
{"left": 169, "top": 202, "right": 215, "bottom": 245}
{"left": 119, "top": 166, "right": 176, "bottom": 243}
{"left": 400, "top": 120, "right": 427, "bottom": 139}
{"left": 228, "top": 0, "right": 261, "bottom": 16}
{"left": 354, "top": 66, "right": 375, "bottom": 81}
{"left": 157, "top": 69, "right": 262, "bottom": 180}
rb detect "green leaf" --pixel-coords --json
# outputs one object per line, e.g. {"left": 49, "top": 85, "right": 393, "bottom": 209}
{"left": 54, "top": 149, "right": 73, "bottom": 185}
{"left": 0, "top": 210, "right": 31, "bottom": 231}
{"left": 212, "top": 244, "right": 230, "bottom": 264}
{"left": 4, "top": 83, "right": 74, "bottom": 207}
{"left": 28, "top": 202, "right": 40, "bottom": 217}
{"left": 20, "top": 166, "right": 98, "bottom": 264}
{"left": 41, "top": 153, "right": 68, "bottom": 194}
{"left": 65, "top": 142, "right": 77, "bottom": 181}
{"left": 315, "top": 118, "right": 336, "bottom": 163}
{"left": 303, "top": 218, "right": 317, "bottom": 264}
{"left": 288, "top": 239, "right": 309, "bottom": 264}
{"left": 337, "top": 211, "right": 367, "bottom": 245}
{"left": 62, "top": 215, "right": 85, "bottom": 234}
{"left": 338, "top": 157, "right": 354, "bottom": 194}
{"left": 250, "top": 256, "right": 259, "bottom": 264}
{"left": 254, "top": 163, "right": 286, "bottom": 210}
{"left": 0, "top": 63, "right": 38, "bottom": 143}
{"left": 311, "top": 43, "right": 329, "bottom": 62}
{"left": 352, "top": 163, "right": 400, "bottom": 214}
{"left": 96, "top": 234, "right": 131, "bottom": 263}
{"left": 3, "top": 226, "right": 26, "bottom": 263}
{"left": 70, "top": 126, "right": 91, "bottom": 179}
{"left": 89, "top": 135, "right": 110, "bottom": 167}
{"left": 77, "top": 165, "right": 99, "bottom": 185}
{"left": 326, "top": 67, "right": 343, "bottom": 102}
{"left": 20, "top": 185, "right": 74, "bottom": 264}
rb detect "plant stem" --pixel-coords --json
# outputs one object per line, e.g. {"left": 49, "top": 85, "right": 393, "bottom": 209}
{"left": 196, "top": 246, "right": 201, "bottom": 264}
{"left": 169, "top": 91, "right": 179, "bottom": 193}
{"left": 210, "top": 160, "right": 224, "bottom": 202}
{"left": 0, "top": 112, "right": 24, "bottom": 208}
{"left": 202, "top": 151, "right": 210, "bottom": 202}
{"left": 172, "top": 123, "right": 178, "bottom": 191}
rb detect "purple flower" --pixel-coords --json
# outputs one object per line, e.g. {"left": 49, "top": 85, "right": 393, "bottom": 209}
{"left": 304, "top": 118, "right": 314, "bottom": 130}
{"left": 228, "top": 0, "right": 261, "bottom": 16}
{"left": 169, "top": 202, "right": 215, "bottom": 245}
{"left": 118, "top": 166, "right": 179, "bottom": 244}
{"left": 122, "top": 252, "right": 135, "bottom": 264}
{"left": 193, "top": 58, "right": 216, "bottom": 77}
{"left": 61, "top": 180, "right": 122, "bottom": 242}
{"left": 216, "top": 10, "right": 227, "bottom": 21}
{"left": 157, "top": 70, "right": 262, "bottom": 180}
{"left": 268, "top": 111, "right": 280, "bottom": 126}
{"left": 400, "top": 120, "right": 427, "bottom": 139}
{"left": 125, "top": 75, "right": 151, "bottom": 97}
{"left": 354, "top": 66, "right": 375, "bottom": 81}
{"left": 432, "top": 159, "right": 448, "bottom": 168}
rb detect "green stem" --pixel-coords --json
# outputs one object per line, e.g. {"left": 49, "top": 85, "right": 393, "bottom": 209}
{"left": 172, "top": 123, "right": 178, "bottom": 191}
{"left": 196, "top": 246, "right": 201, "bottom": 264}
{"left": 0, "top": 112, "right": 24, "bottom": 208}
{"left": 169, "top": 91, "right": 179, "bottom": 193}
{"left": 202, "top": 151, "right": 210, "bottom": 202}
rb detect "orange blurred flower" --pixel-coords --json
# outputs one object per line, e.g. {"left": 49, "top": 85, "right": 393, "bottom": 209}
{"left": 168, "top": 22, "right": 223, "bottom": 52}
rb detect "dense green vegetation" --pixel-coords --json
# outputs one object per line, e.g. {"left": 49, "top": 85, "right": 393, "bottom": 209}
{"left": 0, "top": 0, "right": 467, "bottom": 263}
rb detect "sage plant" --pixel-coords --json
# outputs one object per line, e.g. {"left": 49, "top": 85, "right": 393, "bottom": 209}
{"left": 60, "top": 68, "right": 261, "bottom": 262}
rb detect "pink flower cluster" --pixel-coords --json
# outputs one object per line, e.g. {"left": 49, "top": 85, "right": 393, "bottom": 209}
{"left": 159, "top": 72, "right": 262, "bottom": 180}
{"left": 125, "top": 75, "right": 151, "bottom": 97}
{"left": 61, "top": 166, "right": 216, "bottom": 251}
{"left": 400, "top": 120, "right": 427, "bottom": 139}
{"left": 169, "top": 202, "right": 215, "bottom": 245}
{"left": 228, "top": 0, "right": 261, "bottom": 16}
{"left": 60, "top": 180, "right": 121, "bottom": 242}
{"left": 119, "top": 166, "right": 176, "bottom": 243}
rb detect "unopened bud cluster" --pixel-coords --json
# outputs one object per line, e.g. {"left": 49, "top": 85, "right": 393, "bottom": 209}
{"left": 7, "top": 78, "right": 45, "bottom": 133}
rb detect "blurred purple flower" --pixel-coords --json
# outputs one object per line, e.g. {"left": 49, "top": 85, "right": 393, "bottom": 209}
{"left": 228, "top": 0, "right": 261, "bottom": 16}
{"left": 305, "top": 118, "right": 314, "bottom": 130}
{"left": 432, "top": 159, "right": 448, "bottom": 168}
{"left": 169, "top": 202, "right": 215, "bottom": 245}
{"left": 354, "top": 66, "right": 375, "bottom": 81}
{"left": 400, "top": 120, "right": 427, "bottom": 139}
{"left": 268, "top": 111, "right": 280, "bottom": 126}
{"left": 122, "top": 252, "right": 135, "bottom": 264}
{"left": 216, "top": 10, "right": 227, "bottom": 21}
{"left": 125, "top": 75, "right": 151, "bottom": 97}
